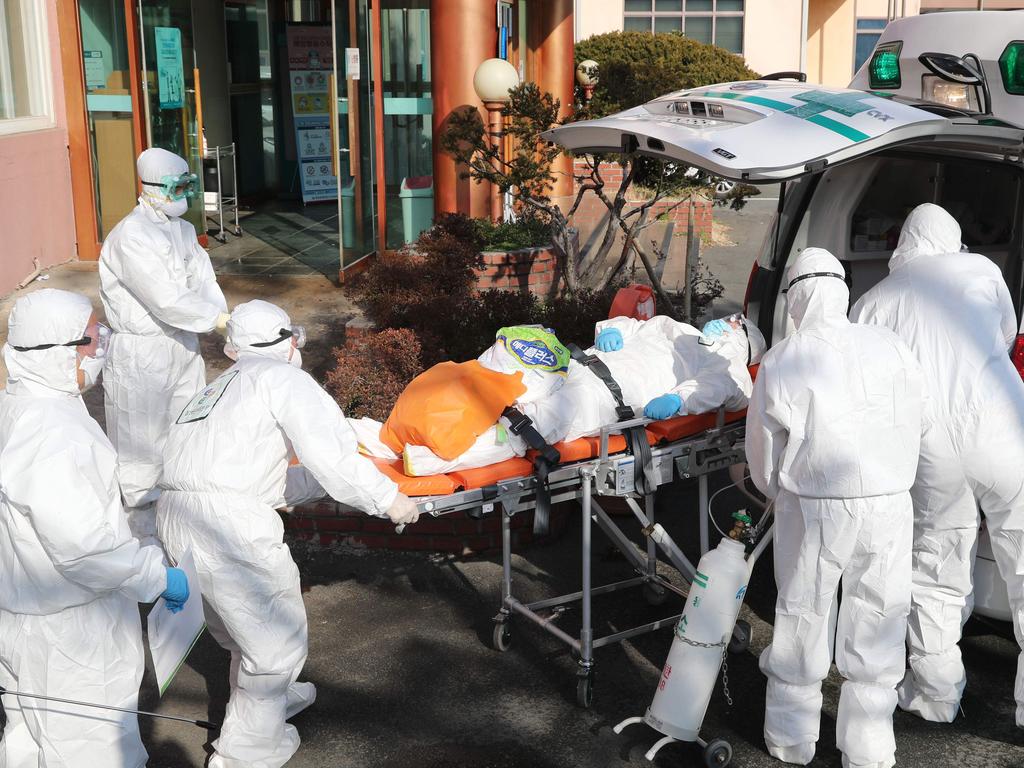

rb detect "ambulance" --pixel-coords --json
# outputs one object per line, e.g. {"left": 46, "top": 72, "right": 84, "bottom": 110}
{"left": 547, "top": 10, "right": 1024, "bottom": 622}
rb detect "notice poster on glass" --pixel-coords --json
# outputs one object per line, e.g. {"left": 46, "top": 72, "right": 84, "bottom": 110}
{"left": 154, "top": 27, "right": 185, "bottom": 110}
{"left": 286, "top": 25, "right": 337, "bottom": 203}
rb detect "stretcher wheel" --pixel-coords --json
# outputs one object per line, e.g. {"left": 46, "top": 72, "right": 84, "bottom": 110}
{"left": 703, "top": 738, "right": 732, "bottom": 767}
{"left": 576, "top": 675, "right": 594, "bottom": 708}
{"left": 728, "top": 620, "right": 751, "bottom": 654}
{"left": 643, "top": 582, "right": 668, "bottom": 606}
{"left": 492, "top": 622, "right": 513, "bottom": 652}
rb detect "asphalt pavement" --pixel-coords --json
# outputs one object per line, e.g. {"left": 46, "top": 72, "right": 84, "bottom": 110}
{"left": 140, "top": 476, "right": 1024, "bottom": 768}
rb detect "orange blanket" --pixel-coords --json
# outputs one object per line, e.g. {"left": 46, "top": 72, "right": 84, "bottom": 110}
{"left": 380, "top": 360, "right": 527, "bottom": 460}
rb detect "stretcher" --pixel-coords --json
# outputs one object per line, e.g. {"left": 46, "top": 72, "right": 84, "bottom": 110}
{"left": 374, "top": 366, "right": 766, "bottom": 708}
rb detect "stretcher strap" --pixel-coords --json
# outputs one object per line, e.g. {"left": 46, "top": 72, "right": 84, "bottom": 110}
{"left": 568, "top": 344, "right": 658, "bottom": 495}
{"left": 502, "top": 406, "right": 561, "bottom": 535}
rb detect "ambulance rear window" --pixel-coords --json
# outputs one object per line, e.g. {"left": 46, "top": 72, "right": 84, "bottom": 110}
{"left": 850, "top": 155, "right": 1020, "bottom": 252}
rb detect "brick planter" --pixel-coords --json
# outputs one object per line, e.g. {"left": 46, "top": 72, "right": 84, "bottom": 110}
{"left": 285, "top": 501, "right": 571, "bottom": 555}
{"left": 474, "top": 245, "right": 560, "bottom": 296}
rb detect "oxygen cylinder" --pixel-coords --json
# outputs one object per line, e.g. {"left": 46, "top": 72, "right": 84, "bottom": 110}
{"left": 644, "top": 538, "right": 748, "bottom": 742}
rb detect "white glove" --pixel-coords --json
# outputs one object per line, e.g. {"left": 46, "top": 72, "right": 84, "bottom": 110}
{"left": 214, "top": 312, "right": 231, "bottom": 337}
{"left": 386, "top": 493, "right": 420, "bottom": 526}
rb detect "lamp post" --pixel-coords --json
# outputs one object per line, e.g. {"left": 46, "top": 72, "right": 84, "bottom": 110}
{"left": 473, "top": 58, "right": 520, "bottom": 222}
{"left": 576, "top": 59, "right": 599, "bottom": 104}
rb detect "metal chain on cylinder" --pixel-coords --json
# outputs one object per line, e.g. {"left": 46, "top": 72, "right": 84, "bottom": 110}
{"left": 672, "top": 626, "right": 732, "bottom": 706}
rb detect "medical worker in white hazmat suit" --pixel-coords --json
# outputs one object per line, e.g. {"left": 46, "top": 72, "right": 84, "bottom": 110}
{"left": 0, "top": 289, "right": 190, "bottom": 767}
{"left": 157, "top": 299, "right": 419, "bottom": 768}
{"left": 747, "top": 248, "right": 938, "bottom": 767}
{"left": 851, "top": 202, "right": 1024, "bottom": 726}
{"left": 100, "top": 147, "right": 229, "bottom": 545}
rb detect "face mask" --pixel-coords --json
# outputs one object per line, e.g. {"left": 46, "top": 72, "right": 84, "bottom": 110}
{"left": 78, "top": 354, "right": 105, "bottom": 392}
{"left": 160, "top": 197, "right": 189, "bottom": 218}
{"left": 289, "top": 348, "right": 303, "bottom": 369}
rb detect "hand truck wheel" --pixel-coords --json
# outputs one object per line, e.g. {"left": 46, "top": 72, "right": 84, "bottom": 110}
{"left": 703, "top": 738, "right": 733, "bottom": 767}
{"left": 728, "top": 619, "right": 752, "bottom": 654}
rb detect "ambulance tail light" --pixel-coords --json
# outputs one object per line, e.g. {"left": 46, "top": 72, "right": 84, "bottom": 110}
{"left": 1011, "top": 334, "right": 1024, "bottom": 381}
{"left": 743, "top": 262, "right": 759, "bottom": 313}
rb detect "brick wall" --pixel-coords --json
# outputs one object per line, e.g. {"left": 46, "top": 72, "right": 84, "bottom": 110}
{"left": 285, "top": 501, "right": 571, "bottom": 555}
{"left": 570, "top": 159, "right": 713, "bottom": 238}
{"left": 474, "top": 245, "right": 560, "bottom": 296}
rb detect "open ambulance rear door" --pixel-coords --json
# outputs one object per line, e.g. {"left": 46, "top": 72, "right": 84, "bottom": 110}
{"left": 543, "top": 81, "right": 1022, "bottom": 183}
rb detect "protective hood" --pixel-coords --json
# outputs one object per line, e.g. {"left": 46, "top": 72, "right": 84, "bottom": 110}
{"left": 889, "top": 203, "right": 962, "bottom": 271}
{"left": 137, "top": 147, "right": 189, "bottom": 218}
{"left": 785, "top": 248, "right": 849, "bottom": 330}
{"left": 226, "top": 299, "right": 294, "bottom": 363}
{"left": 4, "top": 289, "right": 92, "bottom": 397}
{"left": 714, "top": 314, "right": 767, "bottom": 366}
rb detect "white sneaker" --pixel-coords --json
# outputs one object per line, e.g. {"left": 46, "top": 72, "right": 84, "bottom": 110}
{"left": 286, "top": 682, "right": 317, "bottom": 720}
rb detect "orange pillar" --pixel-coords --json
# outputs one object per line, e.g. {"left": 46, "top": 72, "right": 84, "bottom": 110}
{"left": 535, "top": 0, "right": 575, "bottom": 197}
{"left": 430, "top": 0, "right": 498, "bottom": 218}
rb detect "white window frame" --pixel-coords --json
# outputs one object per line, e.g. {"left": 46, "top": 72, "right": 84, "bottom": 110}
{"left": 0, "top": 0, "right": 55, "bottom": 136}
{"left": 623, "top": 1, "right": 745, "bottom": 55}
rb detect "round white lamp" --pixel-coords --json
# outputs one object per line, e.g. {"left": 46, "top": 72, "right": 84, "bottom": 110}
{"left": 576, "top": 59, "right": 599, "bottom": 102}
{"left": 473, "top": 58, "right": 520, "bottom": 222}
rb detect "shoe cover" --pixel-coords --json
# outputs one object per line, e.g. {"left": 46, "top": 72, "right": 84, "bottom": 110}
{"left": 842, "top": 756, "right": 895, "bottom": 768}
{"left": 286, "top": 682, "right": 317, "bottom": 720}
{"left": 896, "top": 669, "right": 960, "bottom": 723}
{"left": 765, "top": 741, "right": 815, "bottom": 765}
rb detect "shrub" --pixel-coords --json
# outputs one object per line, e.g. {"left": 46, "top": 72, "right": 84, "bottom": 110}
{"left": 354, "top": 213, "right": 485, "bottom": 357}
{"left": 323, "top": 328, "right": 424, "bottom": 421}
{"left": 536, "top": 286, "right": 622, "bottom": 349}
{"left": 474, "top": 216, "right": 552, "bottom": 251}
{"left": 574, "top": 32, "right": 759, "bottom": 119}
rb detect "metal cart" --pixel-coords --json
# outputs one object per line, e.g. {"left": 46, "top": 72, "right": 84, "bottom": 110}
{"left": 204, "top": 143, "right": 242, "bottom": 243}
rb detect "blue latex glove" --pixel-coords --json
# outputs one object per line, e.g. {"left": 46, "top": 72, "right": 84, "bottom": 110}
{"left": 644, "top": 393, "right": 683, "bottom": 421}
{"left": 162, "top": 567, "right": 190, "bottom": 614}
{"left": 595, "top": 327, "right": 624, "bottom": 352}
{"left": 702, "top": 318, "right": 731, "bottom": 339}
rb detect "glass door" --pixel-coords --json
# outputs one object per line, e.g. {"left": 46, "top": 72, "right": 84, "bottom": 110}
{"left": 136, "top": 0, "right": 204, "bottom": 233}
{"left": 78, "top": 0, "right": 140, "bottom": 239}
{"left": 333, "top": 0, "right": 377, "bottom": 269}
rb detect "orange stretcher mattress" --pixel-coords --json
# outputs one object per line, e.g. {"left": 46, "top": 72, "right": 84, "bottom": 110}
{"left": 379, "top": 363, "right": 761, "bottom": 497}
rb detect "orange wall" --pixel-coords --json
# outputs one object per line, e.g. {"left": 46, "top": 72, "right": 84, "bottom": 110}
{"left": 0, "top": 0, "right": 76, "bottom": 295}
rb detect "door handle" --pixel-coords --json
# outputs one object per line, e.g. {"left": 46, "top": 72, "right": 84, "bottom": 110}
{"left": 329, "top": 73, "right": 339, "bottom": 177}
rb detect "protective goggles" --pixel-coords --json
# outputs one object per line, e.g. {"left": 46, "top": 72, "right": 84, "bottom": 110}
{"left": 141, "top": 171, "right": 199, "bottom": 201}
{"left": 782, "top": 271, "right": 845, "bottom": 293}
{"left": 12, "top": 322, "right": 110, "bottom": 354}
{"left": 250, "top": 326, "right": 306, "bottom": 349}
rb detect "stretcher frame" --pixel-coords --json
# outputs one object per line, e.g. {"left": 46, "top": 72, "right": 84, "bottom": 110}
{"left": 410, "top": 407, "right": 750, "bottom": 707}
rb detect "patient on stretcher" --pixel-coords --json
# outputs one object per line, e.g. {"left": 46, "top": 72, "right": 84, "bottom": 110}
{"left": 350, "top": 315, "right": 765, "bottom": 476}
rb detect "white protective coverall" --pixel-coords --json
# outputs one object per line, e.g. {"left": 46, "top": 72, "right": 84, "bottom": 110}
{"left": 561, "top": 314, "right": 754, "bottom": 441}
{"left": 851, "top": 202, "right": 1024, "bottom": 725}
{"left": 0, "top": 290, "right": 168, "bottom": 768}
{"left": 157, "top": 300, "right": 406, "bottom": 768}
{"left": 747, "top": 248, "right": 933, "bottom": 768}
{"left": 100, "top": 147, "right": 228, "bottom": 544}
